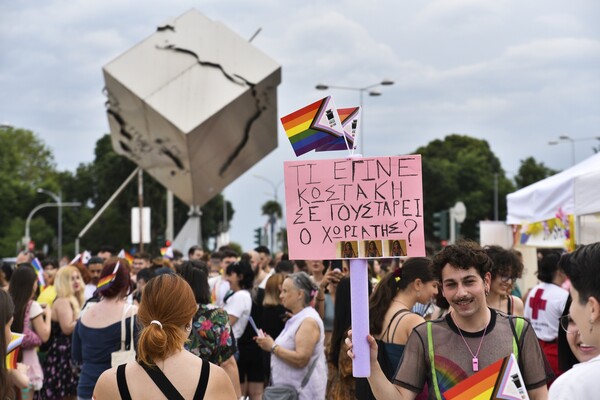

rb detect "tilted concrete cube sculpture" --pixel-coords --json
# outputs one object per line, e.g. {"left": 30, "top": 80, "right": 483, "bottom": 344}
{"left": 103, "top": 9, "right": 281, "bottom": 207}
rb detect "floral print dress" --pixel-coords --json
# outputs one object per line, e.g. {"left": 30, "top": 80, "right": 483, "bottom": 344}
{"left": 40, "top": 320, "right": 78, "bottom": 399}
{"left": 186, "top": 303, "right": 237, "bottom": 365}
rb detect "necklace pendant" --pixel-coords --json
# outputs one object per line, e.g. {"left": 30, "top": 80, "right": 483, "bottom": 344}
{"left": 472, "top": 357, "right": 479, "bottom": 372}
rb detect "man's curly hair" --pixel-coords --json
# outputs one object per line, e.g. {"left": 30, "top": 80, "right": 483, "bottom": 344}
{"left": 432, "top": 240, "right": 492, "bottom": 281}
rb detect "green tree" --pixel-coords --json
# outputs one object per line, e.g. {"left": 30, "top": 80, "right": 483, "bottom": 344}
{"left": 73, "top": 134, "right": 234, "bottom": 254}
{"left": 261, "top": 200, "right": 282, "bottom": 219}
{"left": 0, "top": 126, "right": 59, "bottom": 255}
{"left": 0, "top": 128, "right": 235, "bottom": 258}
{"left": 514, "top": 157, "right": 557, "bottom": 189}
{"left": 415, "top": 134, "right": 515, "bottom": 243}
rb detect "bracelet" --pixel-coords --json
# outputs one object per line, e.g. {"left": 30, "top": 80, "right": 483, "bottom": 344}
{"left": 315, "top": 297, "right": 325, "bottom": 302}
{"left": 271, "top": 343, "right": 279, "bottom": 354}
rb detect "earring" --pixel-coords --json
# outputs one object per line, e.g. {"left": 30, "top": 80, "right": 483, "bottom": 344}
{"left": 589, "top": 320, "right": 594, "bottom": 334}
{"left": 416, "top": 290, "right": 421, "bottom": 301}
{"left": 185, "top": 324, "right": 192, "bottom": 332}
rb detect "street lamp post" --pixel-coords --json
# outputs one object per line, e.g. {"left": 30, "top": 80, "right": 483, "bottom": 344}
{"left": 548, "top": 135, "right": 600, "bottom": 166}
{"left": 315, "top": 79, "right": 394, "bottom": 155}
{"left": 25, "top": 201, "right": 81, "bottom": 253}
{"left": 37, "top": 189, "right": 63, "bottom": 259}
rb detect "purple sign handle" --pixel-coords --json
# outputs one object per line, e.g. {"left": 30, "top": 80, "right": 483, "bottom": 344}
{"left": 350, "top": 258, "right": 371, "bottom": 377}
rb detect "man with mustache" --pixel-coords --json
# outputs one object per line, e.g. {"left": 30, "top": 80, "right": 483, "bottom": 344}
{"left": 347, "top": 240, "right": 549, "bottom": 400}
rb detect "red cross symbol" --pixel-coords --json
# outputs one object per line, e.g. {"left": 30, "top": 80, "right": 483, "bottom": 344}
{"left": 529, "top": 289, "right": 547, "bottom": 319}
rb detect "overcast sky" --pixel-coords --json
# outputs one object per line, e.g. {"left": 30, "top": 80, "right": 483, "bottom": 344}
{"left": 1, "top": 0, "right": 599, "bottom": 252}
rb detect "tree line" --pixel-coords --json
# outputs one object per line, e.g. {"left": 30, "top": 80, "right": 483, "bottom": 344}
{"left": 0, "top": 126, "right": 556, "bottom": 257}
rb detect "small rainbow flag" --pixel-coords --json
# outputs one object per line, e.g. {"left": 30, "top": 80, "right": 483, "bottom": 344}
{"left": 444, "top": 354, "right": 529, "bottom": 400}
{"left": 96, "top": 262, "right": 120, "bottom": 291}
{"left": 6, "top": 347, "right": 20, "bottom": 369}
{"left": 280, "top": 96, "right": 345, "bottom": 156}
{"left": 6, "top": 332, "right": 24, "bottom": 370}
{"left": 31, "top": 258, "right": 46, "bottom": 291}
{"left": 160, "top": 246, "right": 174, "bottom": 259}
{"left": 7, "top": 332, "right": 24, "bottom": 354}
{"left": 117, "top": 249, "right": 134, "bottom": 265}
{"left": 316, "top": 107, "right": 360, "bottom": 152}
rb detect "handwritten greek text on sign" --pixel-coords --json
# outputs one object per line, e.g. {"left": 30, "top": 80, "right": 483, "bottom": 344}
{"left": 284, "top": 155, "right": 425, "bottom": 260}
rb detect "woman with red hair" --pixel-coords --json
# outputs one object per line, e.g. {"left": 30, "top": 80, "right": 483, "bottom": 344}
{"left": 94, "top": 274, "right": 236, "bottom": 399}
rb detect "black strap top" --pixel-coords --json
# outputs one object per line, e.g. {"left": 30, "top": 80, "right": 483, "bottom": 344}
{"left": 116, "top": 360, "right": 210, "bottom": 400}
{"left": 507, "top": 295, "right": 514, "bottom": 315}
{"left": 382, "top": 308, "right": 412, "bottom": 342}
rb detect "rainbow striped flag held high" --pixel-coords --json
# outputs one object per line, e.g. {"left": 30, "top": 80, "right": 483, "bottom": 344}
{"left": 443, "top": 354, "right": 529, "bottom": 400}
{"left": 316, "top": 107, "right": 360, "bottom": 152}
{"left": 280, "top": 96, "right": 345, "bottom": 156}
{"left": 31, "top": 258, "right": 46, "bottom": 291}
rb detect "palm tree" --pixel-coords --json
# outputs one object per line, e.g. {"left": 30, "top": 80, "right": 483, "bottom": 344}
{"left": 261, "top": 200, "right": 282, "bottom": 252}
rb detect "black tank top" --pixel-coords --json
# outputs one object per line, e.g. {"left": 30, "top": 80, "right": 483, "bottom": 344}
{"left": 116, "top": 360, "right": 210, "bottom": 400}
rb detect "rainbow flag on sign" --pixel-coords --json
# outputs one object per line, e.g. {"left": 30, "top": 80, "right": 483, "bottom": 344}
{"left": 316, "top": 107, "right": 359, "bottom": 152}
{"left": 31, "top": 258, "right": 46, "bottom": 291}
{"left": 281, "top": 96, "right": 345, "bottom": 156}
{"left": 444, "top": 354, "right": 529, "bottom": 400}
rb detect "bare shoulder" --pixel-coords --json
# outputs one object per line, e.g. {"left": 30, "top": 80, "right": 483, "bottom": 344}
{"left": 391, "top": 312, "right": 425, "bottom": 343}
{"left": 205, "top": 363, "right": 237, "bottom": 400}
{"left": 300, "top": 316, "right": 320, "bottom": 330}
{"left": 93, "top": 366, "right": 121, "bottom": 399}
{"left": 53, "top": 297, "right": 69, "bottom": 308}
{"left": 512, "top": 295, "right": 524, "bottom": 316}
{"left": 403, "top": 312, "right": 426, "bottom": 327}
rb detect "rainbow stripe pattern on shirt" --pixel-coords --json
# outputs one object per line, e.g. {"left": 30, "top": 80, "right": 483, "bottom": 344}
{"left": 432, "top": 355, "right": 469, "bottom": 395}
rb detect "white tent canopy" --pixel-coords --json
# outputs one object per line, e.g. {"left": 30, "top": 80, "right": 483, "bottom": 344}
{"left": 507, "top": 152, "right": 600, "bottom": 225}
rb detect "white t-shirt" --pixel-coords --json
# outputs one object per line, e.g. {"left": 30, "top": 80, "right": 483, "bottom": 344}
{"left": 223, "top": 289, "right": 252, "bottom": 339}
{"left": 210, "top": 275, "right": 231, "bottom": 307}
{"left": 524, "top": 282, "right": 569, "bottom": 341}
{"left": 549, "top": 354, "right": 600, "bottom": 399}
{"left": 29, "top": 301, "right": 44, "bottom": 319}
{"left": 258, "top": 270, "right": 274, "bottom": 289}
{"left": 84, "top": 283, "right": 97, "bottom": 300}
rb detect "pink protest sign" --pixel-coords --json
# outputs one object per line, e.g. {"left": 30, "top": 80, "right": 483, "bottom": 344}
{"left": 284, "top": 155, "right": 425, "bottom": 260}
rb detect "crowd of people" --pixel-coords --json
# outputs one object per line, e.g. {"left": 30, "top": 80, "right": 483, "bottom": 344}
{"left": 1, "top": 239, "right": 599, "bottom": 399}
